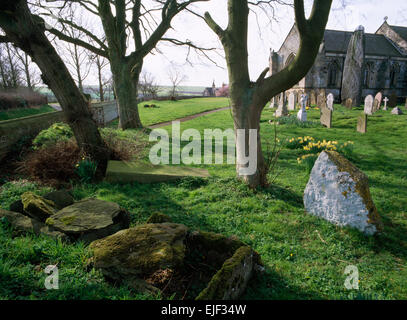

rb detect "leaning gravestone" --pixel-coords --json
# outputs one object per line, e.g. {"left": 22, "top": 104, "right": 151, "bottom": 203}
{"left": 357, "top": 112, "right": 367, "bottom": 133}
{"left": 389, "top": 92, "right": 397, "bottom": 108}
{"left": 345, "top": 98, "right": 353, "bottom": 110}
{"left": 320, "top": 103, "right": 332, "bottom": 128}
{"left": 303, "top": 151, "right": 383, "bottom": 235}
{"left": 364, "top": 95, "right": 374, "bottom": 115}
{"left": 288, "top": 92, "right": 296, "bottom": 111}
{"left": 373, "top": 92, "right": 382, "bottom": 112}
{"left": 383, "top": 97, "right": 389, "bottom": 110}
{"left": 391, "top": 107, "right": 403, "bottom": 115}
{"left": 327, "top": 93, "right": 334, "bottom": 111}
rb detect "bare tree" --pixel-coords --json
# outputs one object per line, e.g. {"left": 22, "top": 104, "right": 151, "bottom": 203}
{"left": 204, "top": 0, "right": 332, "bottom": 188}
{"left": 167, "top": 67, "right": 187, "bottom": 99}
{"left": 139, "top": 71, "right": 159, "bottom": 100}
{"left": 0, "top": 43, "right": 22, "bottom": 88}
{"left": 0, "top": 0, "right": 109, "bottom": 174}
{"left": 14, "top": 48, "right": 41, "bottom": 89}
{"left": 37, "top": 0, "right": 214, "bottom": 129}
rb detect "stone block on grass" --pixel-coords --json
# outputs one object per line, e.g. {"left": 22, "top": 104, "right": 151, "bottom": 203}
{"left": 105, "top": 161, "right": 210, "bottom": 184}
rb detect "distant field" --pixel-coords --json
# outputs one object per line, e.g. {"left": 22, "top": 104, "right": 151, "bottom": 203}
{"left": 0, "top": 105, "right": 55, "bottom": 121}
{"left": 108, "top": 97, "right": 230, "bottom": 127}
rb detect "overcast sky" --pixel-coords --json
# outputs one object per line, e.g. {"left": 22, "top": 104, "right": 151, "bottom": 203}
{"left": 51, "top": 0, "right": 407, "bottom": 88}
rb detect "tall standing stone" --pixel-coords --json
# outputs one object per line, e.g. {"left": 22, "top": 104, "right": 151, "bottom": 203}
{"left": 364, "top": 95, "right": 374, "bottom": 115}
{"left": 288, "top": 92, "right": 295, "bottom": 111}
{"left": 341, "top": 26, "right": 365, "bottom": 107}
{"left": 310, "top": 91, "right": 316, "bottom": 106}
{"left": 357, "top": 112, "right": 367, "bottom": 133}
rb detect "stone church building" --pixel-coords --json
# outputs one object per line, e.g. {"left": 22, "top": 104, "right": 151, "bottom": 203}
{"left": 270, "top": 19, "right": 407, "bottom": 106}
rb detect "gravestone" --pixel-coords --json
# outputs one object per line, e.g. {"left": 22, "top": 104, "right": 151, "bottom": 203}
{"left": 327, "top": 93, "right": 334, "bottom": 111}
{"left": 357, "top": 113, "right": 367, "bottom": 133}
{"left": 310, "top": 91, "right": 316, "bottom": 106}
{"left": 297, "top": 94, "right": 308, "bottom": 122}
{"left": 345, "top": 98, "right": 353, "bottom": 109}
{"left": 405, "top": 97, "right": 407, "bottom": 109}
{"left": 383, "top": 97, "right": 389, "bottom": 110}
{"left": 373, "top": 92, "right": 382, "bottom": 112}
{"left": 320, "top": 104, "right": 332, "bottom": 128}
{"left": 288, "top": 92, "right": 296, "bottom": 111}
{"left": 364, "top": 95, "right": 374, "bottom": 115}
{"left": 389, "top": 92, "right": 397, "bottom": 108}
{"left": 275, "top": 92, "right": 288, "bottom": 117}
{"left": 391, "top": 107, "right": 403, "bottom": 115}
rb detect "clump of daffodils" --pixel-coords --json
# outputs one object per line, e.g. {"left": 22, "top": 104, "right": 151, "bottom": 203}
{"left": 286, "top": 136, "right": 315, "bottom": 149}
{"left": 303, "top": 139, "right": 338, "bottom": 153}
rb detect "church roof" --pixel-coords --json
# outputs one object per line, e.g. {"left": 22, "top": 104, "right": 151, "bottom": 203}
{"left": 323, "top": 29, "right": 403, "bottom": 57}
{"left": 389, "top": 25, "right": 407, "bottom": 42}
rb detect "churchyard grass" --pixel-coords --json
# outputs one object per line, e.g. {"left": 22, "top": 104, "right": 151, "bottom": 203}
{"left": 107, "top": 97, "right": 230, "bottom": 128}
{"left": 0, "top": 105, "right": 55, "bottom": 121}
{"left": 0, "top": 100, "right": 406, "bottom": 299}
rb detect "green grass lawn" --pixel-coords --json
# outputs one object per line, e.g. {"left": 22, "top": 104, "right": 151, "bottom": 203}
{"left": 1, "top": 102, "right": 406, "bottom": 300}
{"left": 107, "top": 97, "right": 230, "bottom": 128}
{"left": 0, "top": 105, "right": 55, "bottom": 121}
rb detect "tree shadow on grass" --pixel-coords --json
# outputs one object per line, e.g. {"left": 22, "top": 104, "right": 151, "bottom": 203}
{"left": 258, "top": 184, "right": 304, "bottom": 209}
{"left": 243, "top": 267, "right": 325, "bottom": 300}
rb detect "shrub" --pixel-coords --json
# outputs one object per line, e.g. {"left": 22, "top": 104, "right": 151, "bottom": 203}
{"left": 32, "top": 123, "right": 73, "bottom": 149}
{"left": 0, "top": 89, "right": 48, "bottom": 110}
{"left": 20, "top": 140, "right": 81, "bottom": 187}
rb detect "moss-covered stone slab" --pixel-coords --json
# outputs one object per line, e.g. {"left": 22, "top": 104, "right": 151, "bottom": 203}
{"left": 21, "top": 192, "right": 57, "bottom": 222}
{"left": 0, "top": 208, "right": 67, "bottom": 240}
{"left": 46, "top": 198, "right": 130, "bottom": 243}
{"left": 196, "top": 246, "right": 258, "bottom": 300}
{"left": 104, "top": 161, "right": 210, "bottom": 183}
{"left": 90, "top": 223, "right": 188, "bottom": 279}
{"left": 89, "top": 224, "right": 262, "bottom": 299}
{"left": 304, "top": 151, "right": 383, "bottom": 235}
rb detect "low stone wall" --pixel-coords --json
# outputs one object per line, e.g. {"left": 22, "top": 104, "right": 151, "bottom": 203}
{"left": 0, "top": 111, "right": 65, "bottom": 162}
{"left": 0, "top": 101, "right": 119, "bottom": 162}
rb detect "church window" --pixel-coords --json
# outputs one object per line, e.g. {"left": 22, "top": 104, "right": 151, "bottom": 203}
{"left": 328, "top": 61, "right": 339, "bottom": 87}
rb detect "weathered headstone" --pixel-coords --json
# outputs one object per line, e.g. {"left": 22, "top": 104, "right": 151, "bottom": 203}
{"left": 364, "top": 95, "right": 374, "bottom": 115}
{"left": 357, "top": 112, "right": 367, "bottom": 133}
{"left": 345, "top": 98, "right": 353, "bottom": 110}
{"left": 297, "top": 94, "right": 308, "bottom": 122}
{"left": 383, "top": 97, "right": 389, "bottom": 110}
{"left": 275, "top": 92, "right": 288, "bottom": 117}
{"left": 320, "top": 104, "right": 332, "bottom": 128}
{"left": 389, "top": 92, "right": 397, "bottom": 108}
{"left": 391, "top": 107, "right": 403, "bottom": 115}
{"left": 316, "top": 93, "right": 325, "bottom": 108}
{"left": 327, "top": 93, "right": 334, "bottom": 111}
{"left": 310, "top": 91, "right": 316, "bottom": 106}
{"left": 304, "top": 151, "right": 383, "bottom": 235}
{"left": 405, "top": 97, "right": 407, "bottom": 109}
{"left": 288, "top": 92, "right": 296, "bottom": 111}
{"left": 373, "top": 92, "right": 382, "bottom": 112}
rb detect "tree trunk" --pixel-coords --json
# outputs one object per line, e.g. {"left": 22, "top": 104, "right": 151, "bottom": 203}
{"left": 233, "top": 99, "right": 268, "bottom": 188}
{"left": 112, "top": 61, "right": 142, "bottom": 129}
{"left": 0, "top": 1, "right": 109, "bottom": 176}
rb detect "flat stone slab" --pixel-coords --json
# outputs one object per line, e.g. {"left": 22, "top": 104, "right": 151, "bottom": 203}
{"left": 105, "top": 161, "right": 210, "bottom": 183}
